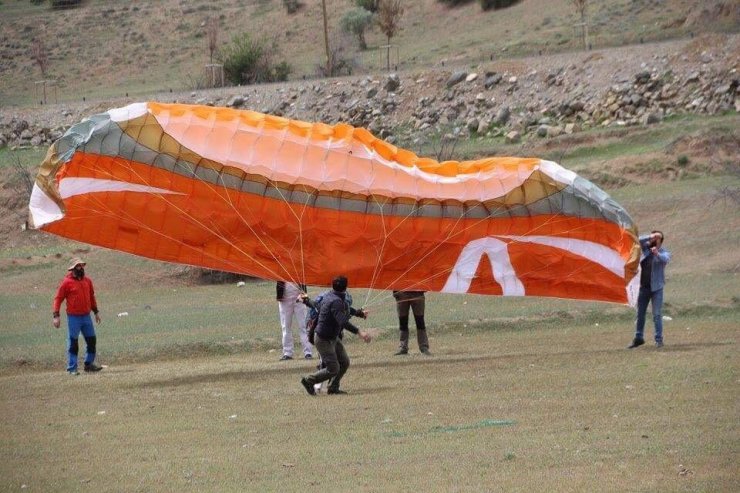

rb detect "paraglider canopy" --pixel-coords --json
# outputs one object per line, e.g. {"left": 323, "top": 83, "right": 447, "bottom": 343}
{"left": 29, "top": 102, "right": 640, "bottom": 305}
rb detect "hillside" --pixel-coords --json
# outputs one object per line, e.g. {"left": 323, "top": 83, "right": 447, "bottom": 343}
{"left": 1, "top": 0, "right": 738, "bottom": 105}
{"left": 1, "top": 30, "right": 738, "bottom": 259}
{"left": 0, "top": 1, "right": 738, "bottom": 275}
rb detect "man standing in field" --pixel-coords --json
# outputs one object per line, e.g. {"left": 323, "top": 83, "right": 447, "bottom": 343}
{"left": 628, "top": 231, "right": 671, "bottom": 349}
{"left": 52, "top": 258, "right": 103, "bottom": 375}
{"left": 276, "top": 281, "right": 312, "bottom": 360}
{"left": 392, "top": 290, "right": 431, "bottom": 355}
{"left": 300, "top": 275, "right": 371, "bottom": 395}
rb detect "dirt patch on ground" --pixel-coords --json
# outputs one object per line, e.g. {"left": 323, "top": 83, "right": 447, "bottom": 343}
{"left": 683, "top": 1, "right": 740, "bottom": 29}
{"left": 526, "top": 123, "right": 740, "bottom": 188}
{"left": 596, "top": 130, "right": 740, "bottom": 186}
{"left": 666, "top": 131, "right": 740, "bottom": 165}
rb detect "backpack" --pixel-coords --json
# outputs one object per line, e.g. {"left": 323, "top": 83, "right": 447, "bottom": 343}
{"left": 306, "top": 291, "right": 353, "bottom": 345}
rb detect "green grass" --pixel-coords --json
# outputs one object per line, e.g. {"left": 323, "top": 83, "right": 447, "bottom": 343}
{"left": 0, "top": 316, "right": 736, "bottom": 492}
{"left": 559, "top": 114, "right": 739, "bottom": 168}
{"left": 409, "top": 114, "right": 739, "bottom": 168}
{"left": 0, "top": 147, "right": 46, "bottom": 169}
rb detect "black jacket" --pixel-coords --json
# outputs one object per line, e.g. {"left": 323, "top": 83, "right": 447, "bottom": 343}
{"left": 276, "top": 281, "right": 307, "bottom": 301}
{"left": 315, "top": 290, "right": 360, "bottom": 340}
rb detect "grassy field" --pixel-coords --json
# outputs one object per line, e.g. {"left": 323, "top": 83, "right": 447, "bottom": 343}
{"left": 0, "top": 307, "right": 736, "bottom": 492}
{"left": 0, "top": 114, "right": 738, "bottom": 490}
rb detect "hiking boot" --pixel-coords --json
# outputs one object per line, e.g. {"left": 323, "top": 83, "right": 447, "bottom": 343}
{"left": 420, "top": 348, "right": 432, "bottom": 356}
{"left": 68, "top": 370, "right": 80, "bottom": 376}
{"left": 279, "top": 355, "right": 293, "bottom": 361}
{"left": 84, "top": 363, "right": 103, "bottom": 372}
{"left": 655, "top": 341, "right": 664, "bottom": 348}
{"left": 394, "top": 348, "right": 408, "bottom": 356}
{"left": 327, "top": 388, "right": 347, "bottom": 395}
{"left": 300, "top": 377, "right": 316, "bottom": 395}
{"left": 627, "top": 338, "right": 645, "bottom": 349}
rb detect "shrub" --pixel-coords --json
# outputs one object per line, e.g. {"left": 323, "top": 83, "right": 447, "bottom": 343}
{"left": 218, "top": 33, "right": 291, "bottom": 85}
{"left": 480, "top": 0, "right": 521, "bottom": 10}
{"left": 356, "top": 0, "right": 378, "bottom": 12}
{"left": 30, "top": 0, "right": 83, "bottom": 7}
{"left": 282, "top": 0, "right": 300, "bottom": 14}
{"left": 316, "top": 32, "right": 357, "bottom": 77}
{"left": 677, "top": 155, "right": 690, "bottom": 167}
{"left": 341, "top": 8, "right": 374, "bottom": 50}
{"left": 437, "top": 0, "right": 474, "bottom": 6}
{"left": 51, "top": 0, "right": 82, "bottom": 8}
{"left": 272, "top": 61, "right": 292, "bottom": 82}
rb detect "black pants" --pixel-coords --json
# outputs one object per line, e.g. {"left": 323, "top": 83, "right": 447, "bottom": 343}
{"left": 395, "top": 292, "right": 428, "bottom": 351}
{"left": 303, "top": 336, "right": 349, "bottom": 390}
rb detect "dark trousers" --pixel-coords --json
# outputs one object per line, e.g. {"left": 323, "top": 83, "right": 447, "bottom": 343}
{"left": 304, "top": 336, "right": 350, "bottom": 390}
{"left": 635, "top": 286, "right": 664, "bottom": 343}
{"left": 395, "top": 293, "right": 428, "bottom": 351}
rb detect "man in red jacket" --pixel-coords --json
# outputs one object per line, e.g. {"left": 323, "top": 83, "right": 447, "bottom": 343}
{"left": 53, "top": 258, "right": 103, "bottom": 375}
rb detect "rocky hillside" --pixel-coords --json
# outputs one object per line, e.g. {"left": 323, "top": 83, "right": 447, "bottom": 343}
{"left": 2, "top": 0, "right": 738, "bottom": 105}
{"left": 1, "top": 34, "right": 737, "bottom": 153}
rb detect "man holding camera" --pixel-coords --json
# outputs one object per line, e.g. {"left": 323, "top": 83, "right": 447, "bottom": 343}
{"left": 628, "top": 231, "right": 671, "bottom": 349}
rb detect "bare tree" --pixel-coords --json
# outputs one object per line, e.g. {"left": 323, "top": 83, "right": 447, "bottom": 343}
{"left": 377, "top": 0, "right": 404, "bottom": 70}
{"left": 317, "top": 30, "right": 356, "bottom": 77}
{"left": 10, "top": 156, "right": 35, "bottom": 226}
{"left": 206, "top": 17, "right": 219, "bottom": 64}
{"left": 31, "top": 38, "right": 49, "bottom": 78}
{"left": 31, "top": 35, "right": 51, "bottom": 103}
{"left": 433, "top": 134, "right": 459, "bottom": 162}
{"left": 321, "top": 0, "right": 332, "bottom": 77}
{"left": 571, "top": 0, "right": 589, "bottom": 50}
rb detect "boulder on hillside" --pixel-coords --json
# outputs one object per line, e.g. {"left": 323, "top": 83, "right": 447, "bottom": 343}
{"left": 227, "top": 96, "right": 245, "bottom": 108}
{"left": 466, "top": 118, "right": 479, "bottom": 133}
{"left": 505, "top": 130, "right": 521, "bottom": 144}
{"left": 634, "top": 71, "right": 651, "bottom": 85}
{"left": 477, "top": 119, "right": 490, "bottom": 134}
{"left": 447, "top": 71, "right": 467, "bottom": 88}
{"left": 384, "top": 74, "right": 401, "bottom": 92}
{"left": 642, "top": 112, "right": 662, "bottom": 125}
{"left": 484, "top": 72, "right": 502, "bottom": 89}
{"left": 493, "top": 106, "right": 510, "bottom": 126}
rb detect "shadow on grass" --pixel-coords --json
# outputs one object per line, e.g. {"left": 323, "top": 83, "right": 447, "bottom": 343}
{"left": 652, "top": 341, "right": 735, "bottom": 353}
{"left": 122, "top": 340, "right": 734, "bottom": 390}
{"left": 124, "top": 363, "right": 313, "bottom": 389}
